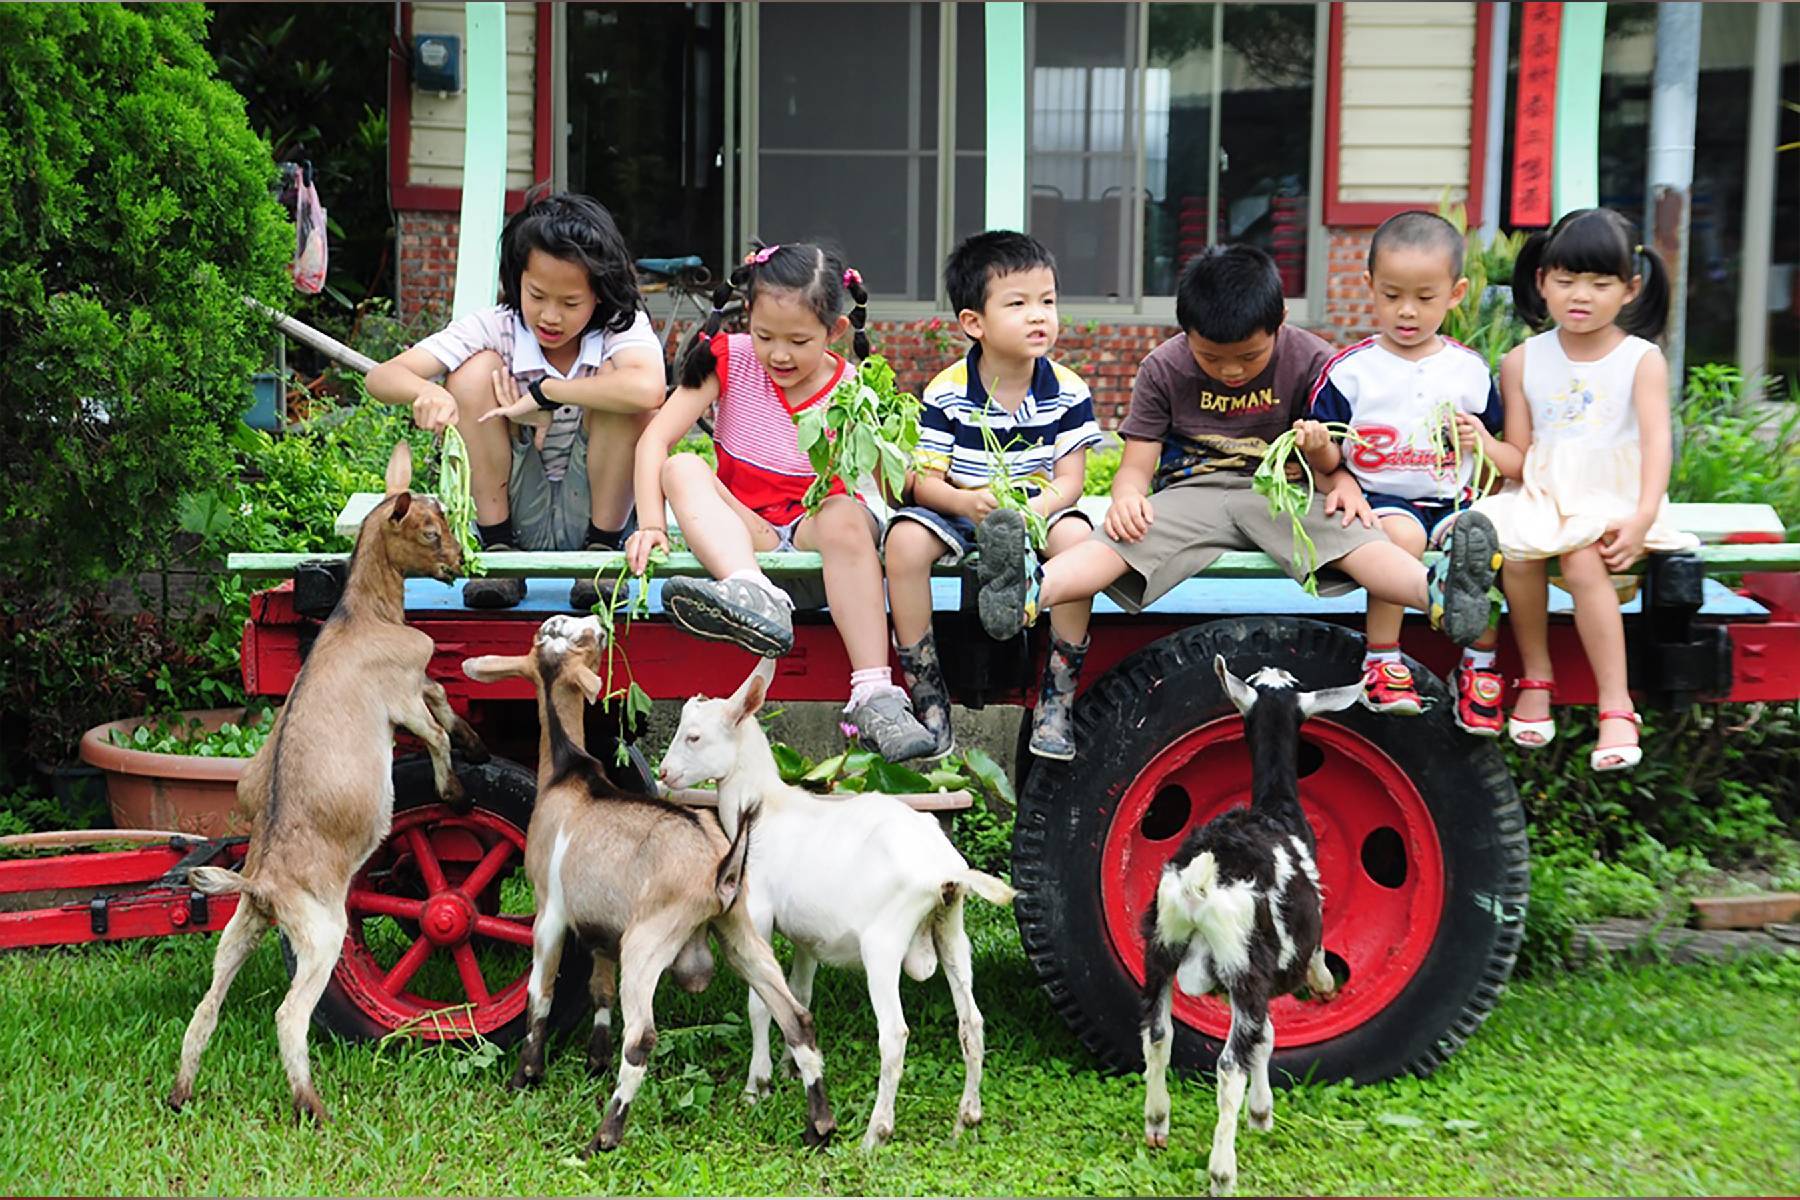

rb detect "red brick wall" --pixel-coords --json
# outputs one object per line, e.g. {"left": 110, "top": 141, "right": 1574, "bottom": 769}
{"left": 398, "top": 211, "right": 460, "bottom": 324}
{"left": 1324, "top": 227, "right": 1379, "bottom": 341}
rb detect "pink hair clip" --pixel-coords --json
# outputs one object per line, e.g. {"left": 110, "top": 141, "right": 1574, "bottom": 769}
{"left": 744, "top": 244, "right": 782, "bottom": 265}
{"left": 842, "top": 267, "right": 863, "bottom": 289}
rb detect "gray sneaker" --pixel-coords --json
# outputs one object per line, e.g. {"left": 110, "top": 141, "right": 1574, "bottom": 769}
{"left": 975, "top": 509, "right": 1041, "bottom": 641}
{"left": 663, "top": 576, "right": 795, "bottom": 657}
{"left": 845, "top": 688, "right": 937, "bottom": 763}
{"left": 463, "top": 543, "right": 526, "bottom": 609}
{"left": 1427, "top": 511, "right": 1503, "bottom": 646}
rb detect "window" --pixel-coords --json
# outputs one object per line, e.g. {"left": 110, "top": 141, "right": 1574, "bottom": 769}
{"left": 756, "top": 3, "right": 940, "bottom": 299}
{"left": 565, "top": 4, "right": 729, "bottom": 268}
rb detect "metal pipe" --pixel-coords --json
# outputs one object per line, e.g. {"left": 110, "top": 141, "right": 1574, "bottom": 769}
{"left": 1480, "top": 3, "right": 1511, "bottom": 240}
{"left": 1735, "top": 0, "right": 1782, "bottom": 390}
{"left": 242, "top": 297, "right": 379, "bottom": 375}
{"left": 1645, "top": 2, "right": 1700, "bottom": 397}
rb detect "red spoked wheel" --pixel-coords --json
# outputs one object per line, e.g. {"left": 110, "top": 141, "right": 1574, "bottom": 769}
{"left": 1012, "top": 618, "right": 1528, "bottom": 1084}
{"left": 294, "top": 756, "right": 593, "bottom": 1048}
{"left": 1098, "top": 717, "right": 1444, "bottom": 1047}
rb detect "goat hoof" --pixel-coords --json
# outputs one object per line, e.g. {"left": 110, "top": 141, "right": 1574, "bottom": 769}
{"left": 1248, "top": 1107, "right": 1273, "bottom": 1132}
{"left": 860, "top": 1122, "right": 893, "bottom": 1151}
{"left": 291, "top": 1090, "right": 329, "bottom": 1126}
{"left": 801, "top": 1120, "right": 835, "bottom": 1149}
{"left": 167, "top": 1082, "right": 191, "bottom": 1112}
{"left": 1145, "top": 1129, "right": 1168, "bottom": 1150}
{"left": 956, "top": 1101, "right": 982, "bottom": 1133}
{"left": 743, "top": 1074, "right": 772, "bottom": 1102}
{"left": 505, "top": 1067, "right": 539, "bottom": 1092}
{"left": 439, "top": 775, "right": 467, "bottom": 808}
{"left": 778, "top": 1054, "right": 800, "bottom": 1081}
{"left": 1209, "top": 1169, "right": 1237, "bottom": 1197}
{"left": 585, "top": 1055, "right": 610, "bottom": 1080}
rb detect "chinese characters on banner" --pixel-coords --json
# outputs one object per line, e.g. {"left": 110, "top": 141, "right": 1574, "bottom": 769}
{"left": 1511, "top": 2, "right": 1562, "bottom": 228}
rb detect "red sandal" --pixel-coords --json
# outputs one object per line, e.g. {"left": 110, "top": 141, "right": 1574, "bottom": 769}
{"left": 1591, "top": 710, "right": 1643, "bottom": 772}
{"left": 1507, "top": 679, "right": 1556, "bottom": 748}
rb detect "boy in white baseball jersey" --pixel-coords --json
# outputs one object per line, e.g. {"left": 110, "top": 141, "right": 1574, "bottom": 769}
{"left": 1297, "top": 210, "right": 1505, "bottom": 734}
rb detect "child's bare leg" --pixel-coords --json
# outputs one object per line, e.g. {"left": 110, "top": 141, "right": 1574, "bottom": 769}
{"left": 447, "top": 351, "right": 515, "bottom": 524}
{"left": 884, "top": 521, "right": 943, "bottom": 648}
{"left": 660, "top": 453, "right": 774, "bottom": 576}
{"left": 1039, "top": 539, "right": 1131, "bottom": 610}
{"left": 1558, "top": 544, "right": 1637, "bottom": 759}
{"left": 1045, "top": 520, "right": 1097, "bottom": 645}
{"left": 1504, "top": 557, "right": 1553, "bottom": 727}
{"left": 795, "top": 497, "right": 888, "bottom": 670}
{"left": 1335, "top": 540, "right": 1432, "bottom": 610}
{"left": 586, "top": 410, "right": 652, "bottom": 532}
{"left": 1365, "top": 516, "right": 1426, "bottom": 648}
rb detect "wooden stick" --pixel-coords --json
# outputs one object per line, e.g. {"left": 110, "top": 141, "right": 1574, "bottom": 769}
{"left": 0, "top": 828, "right": 198, "bottom": 850}
{"left": 243, "top": 296, "right": 379, "bottom": 374}
{"left": 663, "top": 786, "right": 974, "bottom": 813}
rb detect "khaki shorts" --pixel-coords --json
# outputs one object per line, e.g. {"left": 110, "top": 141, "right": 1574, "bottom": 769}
{"left": 508, "top": 421, "right": 593, "bottom": 552}
{"left": 1095, "top": 480, "right": 1386, "bottom": 612}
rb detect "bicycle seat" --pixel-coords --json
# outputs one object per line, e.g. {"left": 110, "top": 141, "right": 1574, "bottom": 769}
{"left": 635, "top": 255, "right": 706, "bottom": 280}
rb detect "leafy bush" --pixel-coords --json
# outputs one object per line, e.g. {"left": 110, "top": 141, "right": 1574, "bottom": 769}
{"left": 110, "top": 708, "right": 274, "bottom": 758}
{"left": 1671, "top": 363, "right": 1800, "bottom": 533}
{"left": 1438, "top": 200, "right": 1531, "bottom": 372}
{"left": 1084, "top": 446, "right": 1121, "bottom": 497}
{"left": 0, "top": 3, "right": 290, "bottom": 591}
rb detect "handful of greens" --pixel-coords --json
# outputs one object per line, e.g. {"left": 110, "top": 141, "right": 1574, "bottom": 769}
{"left": 794, "top": 355, "right": 921, "bottom": 512}
{"left": 978, "top": 414, "right": 1052, "bottom": 550}
{"left": 1251, "top": 422, "right": 1366, "bottom": 596}
{"left": 438, "top": 425, "right": 484, "bottom": 576}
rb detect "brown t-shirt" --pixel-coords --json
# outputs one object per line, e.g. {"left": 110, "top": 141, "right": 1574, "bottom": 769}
{"left": 1121, "top": 325, "right": 1335, "bottom": 491}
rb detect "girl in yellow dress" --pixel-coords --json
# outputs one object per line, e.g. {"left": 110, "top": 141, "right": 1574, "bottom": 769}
{"left": 1461, "top": 208, "right": 1697, "bottom": 772}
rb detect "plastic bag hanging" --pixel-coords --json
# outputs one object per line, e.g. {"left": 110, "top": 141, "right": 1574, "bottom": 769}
{"left": 290, "top": 166, "right": 327, "bottom": 294}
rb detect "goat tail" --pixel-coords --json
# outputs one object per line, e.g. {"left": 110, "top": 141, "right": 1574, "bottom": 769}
{"left": 189, "top": 865, "right": 268, "bottom": 902}
{"left": 714, "top": 805, "right": 757, "bottom": 912}
{"left": 960, "top": 870, "right": 1016, "bottom": 908}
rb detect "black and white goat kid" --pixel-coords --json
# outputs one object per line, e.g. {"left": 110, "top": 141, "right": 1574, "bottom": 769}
{"left": 1139, "top": 655, "right": 1361, "bottom": 1196}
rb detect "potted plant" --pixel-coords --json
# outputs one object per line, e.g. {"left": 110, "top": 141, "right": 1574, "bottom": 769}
{"left": 78, "top": 708, "right": 276, "bottom": 837}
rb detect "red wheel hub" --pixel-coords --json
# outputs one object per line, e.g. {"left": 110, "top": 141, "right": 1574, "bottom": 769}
{"left": 333, "top": 805, "right": 535, "bottom": 1040}
{"left": 1099, "top": 717, "right": 1444, "bottom": 1047}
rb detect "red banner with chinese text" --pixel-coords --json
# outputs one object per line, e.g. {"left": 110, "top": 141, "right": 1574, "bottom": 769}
{"left": 1511, "top": 2, "right": 1562, "bottom": 228}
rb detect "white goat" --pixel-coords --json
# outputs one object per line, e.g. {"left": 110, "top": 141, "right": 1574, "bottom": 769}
{"left": 1140, "top": 655, "right": 1361, "bottom": 1196}
{"left": 463, "top": 617, "right": 836, "bottom": 1153}
{"left": 658, "top": 657, "right": 1016, "bottom": 1149}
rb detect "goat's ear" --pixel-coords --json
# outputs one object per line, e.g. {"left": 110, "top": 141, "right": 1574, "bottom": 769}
{"left": 384, "top": 439, "right": 414, "bottom": 496}
{"left": 571, "top": 664, "right": 605, "bottom": 706}
{"left": 1299, "top": 681, "right": 1364, "bottom": 718}
{"left": 462, "top": 654, "right": 532, "bottom": 683}
{"left": 728, "top": 657, "right": 776, "bottom": 723}
{"left": 1215, "top": 654, "right": 1258, "bottom": 715}
{"left": 389, "top": 491, "right": 413, "bottom": 522}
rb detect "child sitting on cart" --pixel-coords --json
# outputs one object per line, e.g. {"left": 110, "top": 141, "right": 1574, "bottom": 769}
{"left": 884, "top": 231, "right": 1104, "bottom": 763}
{"left": 975, "top": 244, "right": 1506, "bottom": 717}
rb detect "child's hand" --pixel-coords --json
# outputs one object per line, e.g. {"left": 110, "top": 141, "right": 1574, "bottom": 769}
{"left": 1321, "top": 475, "right": 1374, "bottom": 528}
{"left": 1105, "top": 494, "right": 1155, "bottom": 543}
{"left": 963, "top": 488, "right": 1000, "bottom": 522}
{"left": 1454, "top": 411, "right": 1485, "bottom": 453}
{"left": 1293, "top": 419, "right": 1333, "bottom": 455}
{"left": 625, "top": 528, "right": 669, "bottom": 575}
{"left": 411, "top": 383, "right": 459, "bottom": 433}
{"left": 480, "top": 369, "right": 554, "bottom": 451}
{"left": 1599, "top": 512, "right": 1652, "bottom": 572}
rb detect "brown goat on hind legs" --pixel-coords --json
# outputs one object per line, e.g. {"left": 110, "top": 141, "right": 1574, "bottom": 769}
{"left": 167, "top": 440, "right": 485, "bottom": 1123}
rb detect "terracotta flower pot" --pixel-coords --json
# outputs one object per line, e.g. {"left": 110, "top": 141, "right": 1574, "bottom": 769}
{"left": 78, "top": 708, "right": 267, "bottom": 838}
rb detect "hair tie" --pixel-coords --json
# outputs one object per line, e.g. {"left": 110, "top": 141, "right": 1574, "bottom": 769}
{"left": 744, "top": 244, "right": 781, "bottom": 266}
{"left": 1633, "top": 244, "right": 1644, "bottom": 256}
{"left": 842, "top": 267, "right": 863, "bottom": 290}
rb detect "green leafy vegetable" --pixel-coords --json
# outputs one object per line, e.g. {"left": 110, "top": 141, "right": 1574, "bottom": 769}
{"left": 111, "top": 708, "right": 277, "bottom": 758}
{"left": 977, "top": 412, "right": 1052, "bottom": 549}
{"left": 438, "top": 425, "right": 484, "bottom": 576}
{"left": 794, "top": 355, "right": 921, "bottom": 512}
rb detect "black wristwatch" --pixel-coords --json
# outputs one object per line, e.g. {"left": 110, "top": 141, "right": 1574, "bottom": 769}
{"left": 528, "top": 378, "right": 559, "bottom": 411}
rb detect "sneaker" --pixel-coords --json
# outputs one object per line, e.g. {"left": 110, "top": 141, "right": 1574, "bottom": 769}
{"left": 1029, "top": 634, "right": 1089, "bottom": 760}
{"left": 1454, "top": 663, "right": 1505, "bottom": 737}
{"left": 463, "top": 543, "right": 526, "bottom": 609}
{"left": 570, "top": 521, "right": 633, "bottom": 612}
{"left": 662, "top": 576, "right": 795, "bottom": 657}
{"left": 975, "top": 509, "right": 1040, "bottom": 641}
{"left": 844, "top": 688, "right": 937, "bottom": 763}
{"left": 1360, "top": 660, "right": 1423, "bottom": 715}
{"left": 1426, "top": 511, "right": 1503, "bottom": 646}
{"left": 896, "top": 633, "right": 955, "bottom": 759}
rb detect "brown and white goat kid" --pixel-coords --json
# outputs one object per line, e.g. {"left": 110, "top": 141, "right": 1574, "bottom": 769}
{"left": 1139, "top": 655, "right": 1361, "bottom": 1197}
{"left": 462, "top": 616, "right": 837, "bottom": 1154}
{"left": 659, "top": 658, "right": 1016, "bottom": 1150}
{"left": 169, "top": 441, "right": 485, "bottom": 1123}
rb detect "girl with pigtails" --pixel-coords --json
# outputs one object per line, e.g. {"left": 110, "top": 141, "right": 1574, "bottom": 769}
{"left": 1463, "top": 208, "right": 1698, "bottom": 773}
{"left": 626, "top": 243, "right": 937, "bottom": 761}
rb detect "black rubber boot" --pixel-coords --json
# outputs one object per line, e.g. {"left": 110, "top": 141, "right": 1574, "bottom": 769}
{"left": 1028, "top": 632, "right": 1088, "bottom": 761}
{"left": 896, "top": 630, "right": 954, "bottom": 759}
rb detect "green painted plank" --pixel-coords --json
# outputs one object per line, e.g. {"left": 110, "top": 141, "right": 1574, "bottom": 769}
{"left": 1553, "top": 2, "right": 1606, "bottom": 216}
{"left": 451, "top": 3, "right": 508, "bottom": 321}
{"left": 984, "top": 2, "right": 1027, "bottom": 232}
{"left": 225, "top": 543, "right": 1800, "bottom": 581}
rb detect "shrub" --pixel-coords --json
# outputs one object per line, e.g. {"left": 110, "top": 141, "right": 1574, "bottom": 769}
{"left": 0, "top": 3, "right": 290, "bottom": 591}
{"left": 1671, "top": 363, "right": 1800, "bottom": 534}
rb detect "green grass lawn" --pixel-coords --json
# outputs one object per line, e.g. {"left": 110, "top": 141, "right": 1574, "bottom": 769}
{"left": 3, "top": 903, "right": 1796, "bottom": 1197}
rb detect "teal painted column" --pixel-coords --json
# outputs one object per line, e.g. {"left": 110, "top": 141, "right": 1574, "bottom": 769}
{"left": 453, "top": 3, "right": 509, "bottom": 320}
{"left": 984, "top": 2, "right": 1027, "bottom": 232}
{"left": 1552, "top": 2, "right": 1606, "bottom": 217}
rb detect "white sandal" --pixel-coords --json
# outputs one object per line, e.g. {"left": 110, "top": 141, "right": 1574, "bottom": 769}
{"left": 1507, "top": 679, "right": 1556, "bottom": 748}
{"left": 1590, "top": 710, "right": 1644, "bottom": 772}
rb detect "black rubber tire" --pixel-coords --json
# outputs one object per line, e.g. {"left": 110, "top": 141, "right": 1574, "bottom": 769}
{"left": 1011, "top": 616, "right": 1529, "bottom": 1084}
{"left": 292, "top": 753, "right": 634, "bottom": 1048}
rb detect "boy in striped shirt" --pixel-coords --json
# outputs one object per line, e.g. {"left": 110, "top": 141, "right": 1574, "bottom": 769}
{"left": 884, "top": 231, "right": 1103, "bottom": 760}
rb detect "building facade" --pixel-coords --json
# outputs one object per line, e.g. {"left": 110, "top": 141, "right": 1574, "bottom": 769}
{"left": 389, "top": 2, "right": 1798, "bottom": 424}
